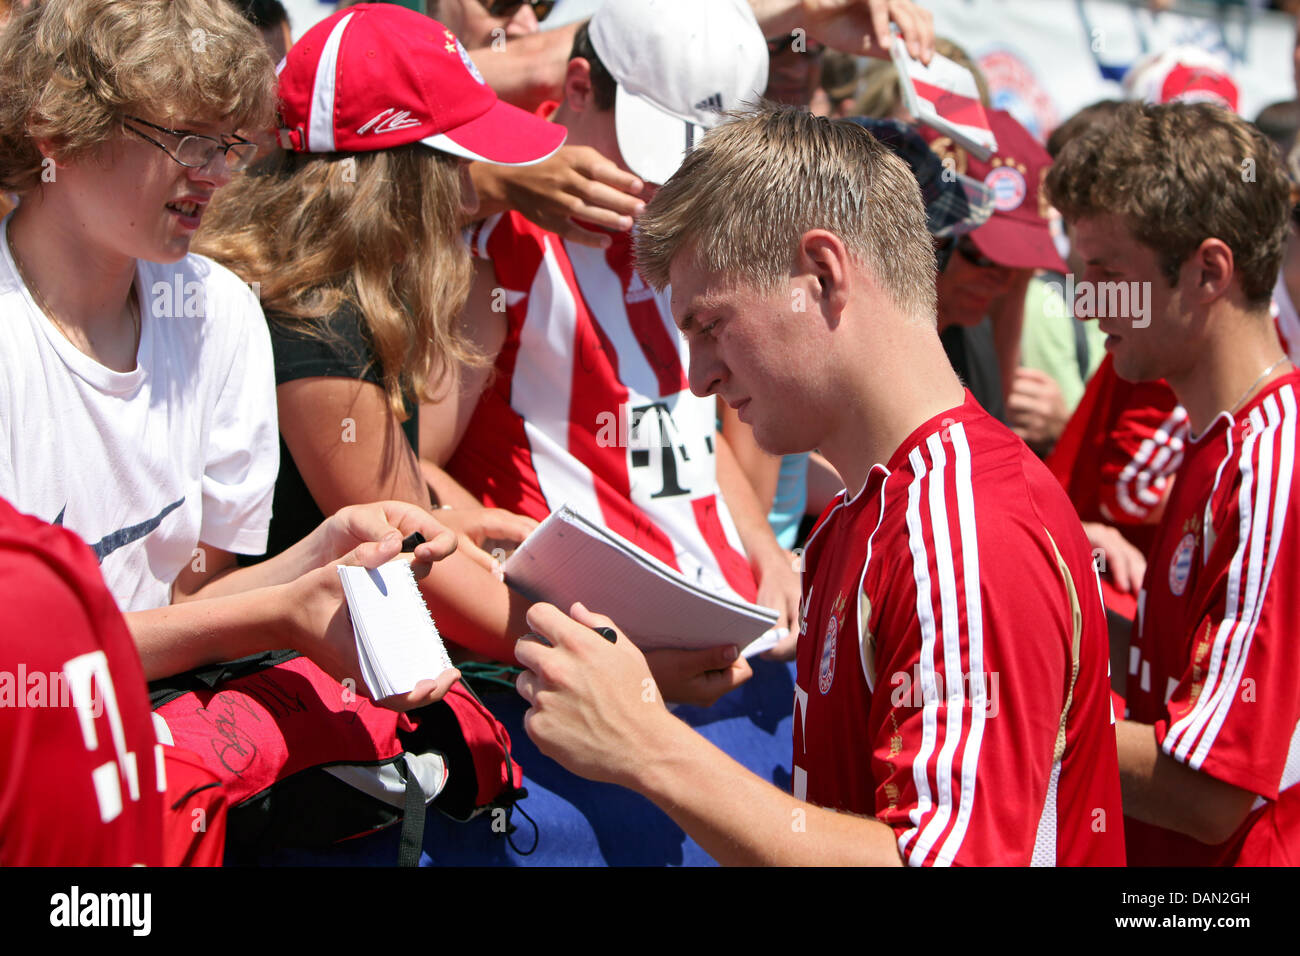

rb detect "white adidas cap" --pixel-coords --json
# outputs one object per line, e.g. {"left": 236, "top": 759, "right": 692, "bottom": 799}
{"left": 589, "top": 0, "right": 769, "bottom": 185}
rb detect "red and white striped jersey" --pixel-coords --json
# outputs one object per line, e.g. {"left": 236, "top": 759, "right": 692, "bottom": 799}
{"left": 795, "top": 393, "right": 1125, "bottom": 865}
{"left": 1048, "top": 353, "right": 1187, "bottom": 545}
{"left": 1125, "top": 371, "right": 1300, "bottom": 866}
{"left": 452, "top": 211, "right": 756, "bottom": 601}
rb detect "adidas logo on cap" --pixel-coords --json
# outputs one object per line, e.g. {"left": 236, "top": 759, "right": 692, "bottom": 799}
{"left": 694, "top": 93, "right": 724, "bottom": 113}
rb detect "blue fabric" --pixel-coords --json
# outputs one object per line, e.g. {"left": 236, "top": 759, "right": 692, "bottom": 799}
{"left": 231, "top": 658, "right": 797, "bottom": 866}
{"left": 768, "top": 453, "right": 810, "bottom": 550}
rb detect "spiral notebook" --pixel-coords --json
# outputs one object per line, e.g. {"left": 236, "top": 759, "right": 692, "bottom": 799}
{"left": 502, "top": 505, "right": 781, "bottom": 658}
{"left": 337, "top": 558, "right": 455, "bottom": 700}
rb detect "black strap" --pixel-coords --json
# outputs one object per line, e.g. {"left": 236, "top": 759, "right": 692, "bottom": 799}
{"left": 397, "top": 758, "right": 427, "bottom": 867}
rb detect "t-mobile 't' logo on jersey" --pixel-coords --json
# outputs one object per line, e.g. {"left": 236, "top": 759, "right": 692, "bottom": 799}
{"left": 627, "top": 401, "right": 721, "bottom": 502}
{"left": 629, "top": 403, "right": 692, "bottom": 499}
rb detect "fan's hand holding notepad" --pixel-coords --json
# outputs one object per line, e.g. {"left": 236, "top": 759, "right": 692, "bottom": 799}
{"left": 337, "top": 558, "right": 456, "bottom": 700}
{"left": 502, "top": 505, "right": 781, "bottom": 658}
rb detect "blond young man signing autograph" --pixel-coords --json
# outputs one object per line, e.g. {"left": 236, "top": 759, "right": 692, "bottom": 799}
{"left": 513, "top": 106, "right": 1125, "bottom": 866}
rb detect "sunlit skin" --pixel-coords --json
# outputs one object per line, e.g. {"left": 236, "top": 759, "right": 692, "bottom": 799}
{"left": 669, "top": 230, "right": 963, "bottom": 495}
{"left": 9, "top": 112, "right": 245, "bottom": 371}
{"left": 1069, "top": 213, "right": 1289, "bottom": 433}
{"left": 549, "top": 59, "right": 659, "bottom": 205}
{"left": 673, "top": 269, "right": 839, "bottom": 459}
{"left": 1069, "top": 214, "right": 1194, "bottom": 387}
{"left": 436, "top": 0, "right": 540, "bottom": 50}
{"left": 765, "top": 43, "right": 824, "bottom": 108}
{"left": 934, "top": 238, "right": 1025, "bottom": 330}
{"left": 258, "top": 20, "right": 291, "bottom": 64}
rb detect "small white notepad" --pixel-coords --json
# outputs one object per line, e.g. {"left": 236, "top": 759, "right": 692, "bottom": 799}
{"left": 337, "top": 558, "right": 454, "bottom": 700}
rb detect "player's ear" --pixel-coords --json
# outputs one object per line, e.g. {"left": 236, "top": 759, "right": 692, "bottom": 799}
{"left": 797, "top": 229, "right": 851, "bottom": 320}
{"left": 1189, "top": 237, "right": 1234, "bottom": 305}
{"left": 562, "top": 57, "right": 595, "bottom": 114}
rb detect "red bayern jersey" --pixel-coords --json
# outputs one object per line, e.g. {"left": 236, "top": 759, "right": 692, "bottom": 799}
{"left": 0, "top": 496, "right": 164, "bottom": 865}
{"left": 1124, "top": 371, "right": 1300, "bottom": 866}
{"left": 795, "top": 392, "right": 1125, "bottom": 865}
{"left": 453, "top": 211, "right": 756, "bottom": 601}
{"left": 1047, "top": 353, "right": 1187, "bottom": 553}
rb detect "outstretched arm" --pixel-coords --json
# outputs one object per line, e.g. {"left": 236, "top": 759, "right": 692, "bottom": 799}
{"left": 517, "top": 602, "right": 904, "bottom": 865}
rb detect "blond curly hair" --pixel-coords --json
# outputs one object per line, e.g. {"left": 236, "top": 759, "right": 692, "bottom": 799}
{"left": 196, "top": 146, "right": 481, "bottom": 421}
{"left": 0, "top": 0, "right": 276, "bottom": 194}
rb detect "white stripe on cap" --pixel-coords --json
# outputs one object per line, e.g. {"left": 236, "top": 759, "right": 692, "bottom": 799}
{"left": 308, "top": 12, "right": 353, "bottom": 152}
{"left": 420, "top": 132, "right": 563, "bottom": 167}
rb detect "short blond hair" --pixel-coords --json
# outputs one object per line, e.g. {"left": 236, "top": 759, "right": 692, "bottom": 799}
{"left": 0, "top": 0, "right": 276, "bottom": 194}
{"left": 636, "top": 103, "right": 937, "bottom": 323}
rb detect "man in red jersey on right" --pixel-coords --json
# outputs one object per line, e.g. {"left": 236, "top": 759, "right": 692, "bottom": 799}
{"left": 1048, "top": 101, "right": 1299, "bottom": 865}
{"left": 510, "top": 105, "right": 1124, "bottom": 866}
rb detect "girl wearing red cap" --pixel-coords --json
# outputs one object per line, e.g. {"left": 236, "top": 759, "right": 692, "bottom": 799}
{"left": 198, "top": 3, "right": 566, "bottom": 664}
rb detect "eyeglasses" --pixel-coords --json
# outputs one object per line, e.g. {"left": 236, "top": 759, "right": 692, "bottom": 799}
{"left": 485, "top": 0, "right": 555, "bottom": 20}
{"left": 122, "top": 116, "right": 258, "bottom": 172}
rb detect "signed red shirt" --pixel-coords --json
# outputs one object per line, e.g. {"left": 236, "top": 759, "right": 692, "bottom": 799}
{"left": 1125, "top": 372, "right": 1300, "bottom": 866}
{"left": 795, "top": 393, "right": 1125, "bottom": 865}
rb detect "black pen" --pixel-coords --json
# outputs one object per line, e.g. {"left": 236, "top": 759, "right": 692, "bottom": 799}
{"left": 526, "top": 625, "right": 617, "bottom": 647}
{"left": 400, "top": 531, "right": 425, "bottom": 552}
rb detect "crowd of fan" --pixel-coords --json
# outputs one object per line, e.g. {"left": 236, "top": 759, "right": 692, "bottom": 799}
{"left": 1, "top": 0, "right": 1298, "bottom": 867}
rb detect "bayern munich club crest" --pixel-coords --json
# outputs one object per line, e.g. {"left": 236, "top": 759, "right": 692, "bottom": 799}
{"left": 819, "top": 592, "right": 848, "bottom": 695}
{"left": 1169, "top": 532, "right": 1196, "bottom": 596}
{"left": 984, "top": 165, "right": 1027, "bottom": 212}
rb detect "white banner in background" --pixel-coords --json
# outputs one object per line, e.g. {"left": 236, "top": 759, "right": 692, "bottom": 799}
{"left": 903, "top": 0, "right": 1294, "bottom": 138}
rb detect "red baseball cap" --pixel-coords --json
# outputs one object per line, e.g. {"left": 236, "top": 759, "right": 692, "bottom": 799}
{"left": 920, "top": 109, "right": 1067, "bottom": 274}
{"left": 276, "top": 4, "right": 565, "bottom": 165}
{"left": 1124, "top": 47, "right": 1240, "bottom": 113}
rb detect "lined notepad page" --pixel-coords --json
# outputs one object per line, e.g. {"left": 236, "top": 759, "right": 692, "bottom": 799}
{"left": 337, "top": 558, "right": 454, "bottom": 699}
{"left": 502, "top": 505, "right": 780, "bottom": 657}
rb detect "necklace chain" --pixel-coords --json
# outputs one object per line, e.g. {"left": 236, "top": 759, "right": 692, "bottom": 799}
{"left": 6, "top": 225, "right": 140, "bottom": 355}
{"left": 1227, "top": 356, "right": 1290, "bottom": 417}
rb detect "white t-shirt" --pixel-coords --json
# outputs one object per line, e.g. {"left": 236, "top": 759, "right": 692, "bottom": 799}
{"left": 0, "top": 215, "right": 279, "bottom": 612}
